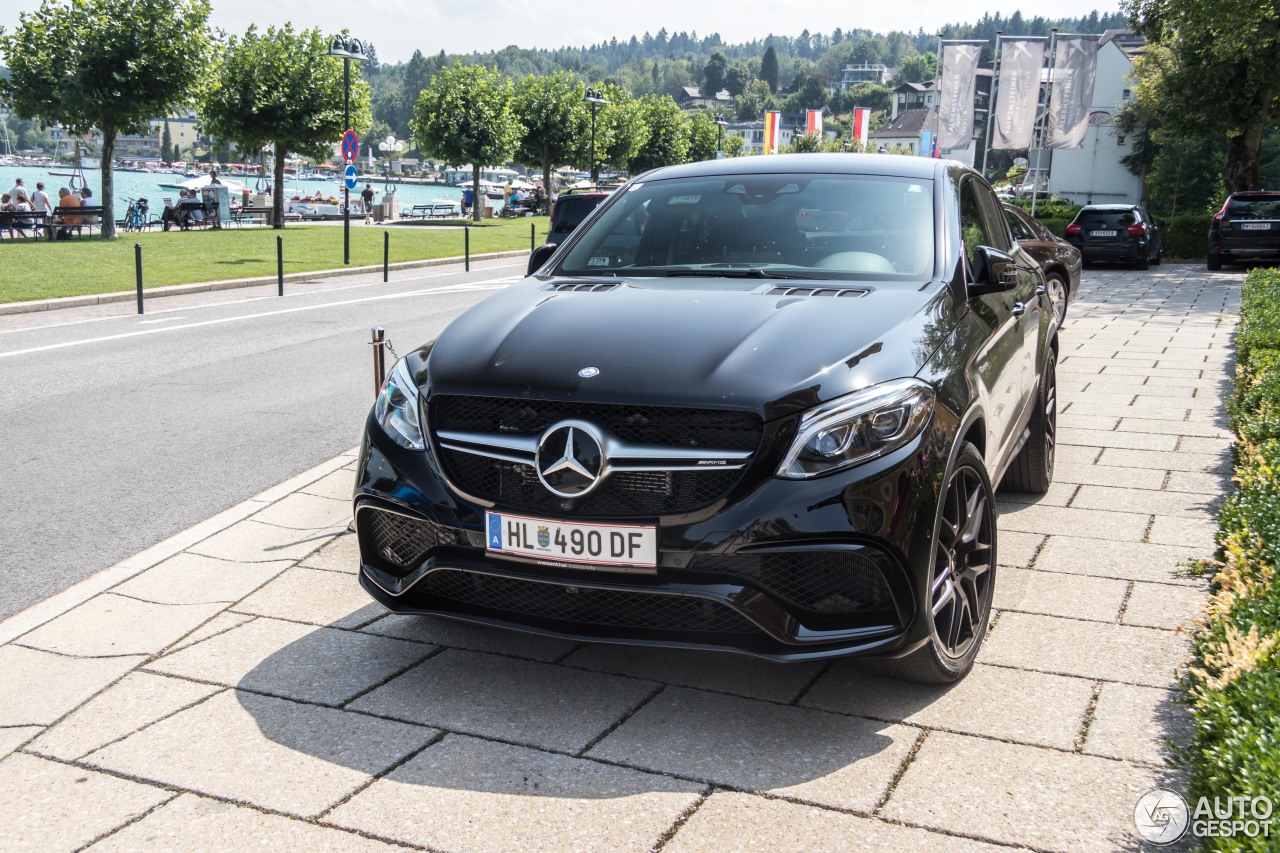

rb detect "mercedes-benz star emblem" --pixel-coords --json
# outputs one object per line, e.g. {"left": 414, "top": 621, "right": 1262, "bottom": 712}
{"left": 536, "top": 423, "right": 605, "bottom": 498}
{"left": 578, "top": 367, "right": 600, "bottom": 378}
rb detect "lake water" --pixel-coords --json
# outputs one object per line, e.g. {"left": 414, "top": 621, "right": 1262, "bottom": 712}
{"left": 0, "top": 165, "right": 493, "bottom": 216}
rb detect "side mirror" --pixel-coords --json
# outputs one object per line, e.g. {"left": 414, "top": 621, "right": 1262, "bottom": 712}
{"left": 527, "top": 243, "right": 556, "bottom": 277}
{"left": 968, "top": 245, "right": 1018, "bottom": 297}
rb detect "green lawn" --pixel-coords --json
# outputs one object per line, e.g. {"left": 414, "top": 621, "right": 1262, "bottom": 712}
{"left": 0, "top": 219, "right": 542, "bottom": 304}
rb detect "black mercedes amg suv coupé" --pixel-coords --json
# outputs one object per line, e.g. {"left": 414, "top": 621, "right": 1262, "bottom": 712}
{"left": 354, "top": 154, "right": 1057, "bottom": 683}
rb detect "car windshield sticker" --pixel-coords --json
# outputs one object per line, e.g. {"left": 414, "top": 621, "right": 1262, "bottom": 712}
{"left": 669, "top": 194, "right": 702, "bottom": 205}
{"left": 587, "top": 256, "right": 611, "bottom": 266}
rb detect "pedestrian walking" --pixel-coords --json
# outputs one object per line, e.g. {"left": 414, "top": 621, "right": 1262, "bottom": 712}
{"left": 362, "top": 183, "right": 375, "bottom": 224}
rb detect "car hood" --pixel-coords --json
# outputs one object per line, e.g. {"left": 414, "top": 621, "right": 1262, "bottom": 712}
{"left": 421, "top": 277, "right": 957, "bottom": 421}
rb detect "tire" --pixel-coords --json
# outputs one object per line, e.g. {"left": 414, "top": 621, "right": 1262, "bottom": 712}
{"left": 1044, "top": 273, "right": 1068, "bottom": 326}
{"left": 1134, "top": 252, "right": 1150, "bottom": 271}
{"left": 1152, "top": 246, "right": 1163, "bottom": 266}
{"left": 1002, "top": 356, "right": 1057, "bottom": 494}
{"left": 860, "top": 442, "right": 997, "bottom": 684}
{"left": 1207, "top": 251, "right": 1223, "bottom": 271}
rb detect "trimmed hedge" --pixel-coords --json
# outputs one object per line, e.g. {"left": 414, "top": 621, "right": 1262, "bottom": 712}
{"left": 1185, "top": 267, "right": 1280, "bottom": 851}
{"left": 1163, "top": 213, "right": 1213, "bottom": 260}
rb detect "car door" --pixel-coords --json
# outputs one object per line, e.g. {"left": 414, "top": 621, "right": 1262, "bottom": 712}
{"left": 960, "top": 178, "right": 1043, "bottom": 459}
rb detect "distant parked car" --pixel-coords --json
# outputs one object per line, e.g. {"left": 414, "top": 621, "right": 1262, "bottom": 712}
{"left": 1065, "top": 204, "right": 1162, "bottom": 269}
{"left": 544, "top": 187, "right": 612, "bottom": 248}
{"left": 1003, "top": 203, "right": 1081, "bottom": 326}
{"left": 1208, "top": 190, "right": 1280, "bottom": 270}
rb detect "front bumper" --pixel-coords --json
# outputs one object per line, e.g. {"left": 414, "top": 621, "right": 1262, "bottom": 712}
{"left": 353, "top": 408, "right": 954, "bottom": 662}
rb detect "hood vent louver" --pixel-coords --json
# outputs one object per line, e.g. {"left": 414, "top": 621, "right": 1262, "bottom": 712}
{"left": 547, "top": 281, "right": 621, "bottom": 293}
{"left": 766, "top": 286, "right": 869, "bottom": 298}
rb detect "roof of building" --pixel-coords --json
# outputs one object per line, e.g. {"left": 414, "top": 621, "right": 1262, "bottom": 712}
{"left": 870, "top": 108, "right": 931, "bottom": 138}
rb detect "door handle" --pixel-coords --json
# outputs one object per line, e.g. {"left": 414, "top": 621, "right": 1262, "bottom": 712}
{"left": 1035, "top": 285, "right": 1046, "bottom": 297}
{"left": 1012, "top": 302, "right": 1026, "bottom": 316}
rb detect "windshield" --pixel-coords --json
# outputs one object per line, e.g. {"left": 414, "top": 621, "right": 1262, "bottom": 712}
{"left": 1227, "top": 196, "right": 1280, "bottom": 219}
{"left": 556, "top": 173, "right": 935, "bottom": 281}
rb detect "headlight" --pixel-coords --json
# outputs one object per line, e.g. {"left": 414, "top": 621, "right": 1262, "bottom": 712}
{"left": 374, "top": 358, "right": 425, "bottom": 451}
{"left": 777, "top": 378, "right": 934, "bottom": 479}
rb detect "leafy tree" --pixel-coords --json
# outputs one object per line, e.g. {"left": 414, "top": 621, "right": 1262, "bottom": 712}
{"left": 201, "top": 25, "right": 370, "bottom": 229}
{"left": 629, "top": 94, "right": 688, "bottom": 173}
{"left": 0, "top": 0, "right": 211, "bottom": 238}
{"left": 172, "top": 143, "right": 182, "bottom": 163}
{"left": 585, "top": 82, "right": 644, "bottom": 181}
{"left": 786, "top": 133, "right": 825, "bottom": 153}
{"left": 703, "top": 52, "right": 728, "bottom": 95}
{"left": 413, "top": 63, "right": 518, "bottom": 221}
{"left": 684, "top": 110, "right": 723, "bottom": 162}
{"left": 513, "top": 72, "right": 584, "bottom": 201}
{"left": 761, "top": 46, "right": 780, "bottom": 94}
{"left": 725, "top": 62, "right": 751, "bottom": 98}
{"left": 895, "top": 52, "right": 936, "bottom": 84}
{"left": 161, "top": 121, "right": 173, "bottom": 163}
{"left": 1127, "top": 0, "right": 1280, "bottom": 192}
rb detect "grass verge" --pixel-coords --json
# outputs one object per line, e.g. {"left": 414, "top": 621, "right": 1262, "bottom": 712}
{"left": 1184, "top": 267, "right": 1280, "bottom": 851}
{"left": 0, "top": 218, "right": 542, "bottom": 304}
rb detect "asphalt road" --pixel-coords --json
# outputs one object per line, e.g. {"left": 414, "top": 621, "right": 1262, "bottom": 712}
{"left": 0, "top": 260, "right": 525, "bottom": 620}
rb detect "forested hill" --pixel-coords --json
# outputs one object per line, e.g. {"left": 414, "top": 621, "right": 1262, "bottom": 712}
{"left": 363, "top": 10, "right": 1128, "bottom": 139}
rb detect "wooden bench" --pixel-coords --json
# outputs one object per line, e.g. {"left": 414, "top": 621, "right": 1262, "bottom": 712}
{"left": 46, "top": 205, "right": 105, "bottom": 239}
{"left": 0, "top": 210, "right": 46, "bottom": 239}
{"left": 230, "top": 206, "right": 274, "bottom": 227}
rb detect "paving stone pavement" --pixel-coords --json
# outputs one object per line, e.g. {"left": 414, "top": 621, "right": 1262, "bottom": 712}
{"left": 0, "top": 266, "right": 1238, "bottom": 851}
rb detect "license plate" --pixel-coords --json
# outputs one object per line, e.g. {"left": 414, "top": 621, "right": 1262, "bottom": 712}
{"left": 1091, "top": 230, "right": 1118, "bottom": 237}
{"left": 1242, "top": 222, "right": 1271, "bottom": 230}
{"left": 485, "top": 512, "right": 657, "bottom": 569}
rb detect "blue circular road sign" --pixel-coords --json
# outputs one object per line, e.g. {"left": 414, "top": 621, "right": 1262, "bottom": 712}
{"left": 344, "top": 164, "right": 359, "bottom": 190}
{"left": 341, "top": 129, "right": 359, "bottom": 162}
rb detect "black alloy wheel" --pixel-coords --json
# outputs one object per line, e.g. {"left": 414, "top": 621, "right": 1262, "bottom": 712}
{"left": 1002, "top": 356, "right": 1057, "bottom": 493}
{"left": 862, "top": 442, "right": 996, "bottom": 683}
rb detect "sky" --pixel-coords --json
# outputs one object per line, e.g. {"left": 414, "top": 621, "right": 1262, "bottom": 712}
{"left": 1, "top": 0, "right": 1124, "bottom": 64}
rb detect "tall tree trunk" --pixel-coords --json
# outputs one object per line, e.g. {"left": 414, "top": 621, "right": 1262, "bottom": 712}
{"left": 99, "top": 128, "right": 117, "bottom": 239}
{"left": 542, "top": 150, "right": 552, "bottom": 216}
{"left": 273, "top": 146, "right": 286, "bottom": 229}
{"left": 472, "top": 162, "right": 482, "bottom": 222}
{"left": 1224, "top": 87, "right": 1272, "bottom": 194}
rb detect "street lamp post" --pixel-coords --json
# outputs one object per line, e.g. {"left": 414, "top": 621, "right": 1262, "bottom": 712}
{"left": 326, "top": 34, "right": 366, "bottom": 265}
{"left": 583, "top": 88, "right": 608, "bottom": 185}
{"left": 715, "top": 114, "right": 728, "bottom": 159}
{"left": 378, "top": 134, "right": 404, "bottom": 196}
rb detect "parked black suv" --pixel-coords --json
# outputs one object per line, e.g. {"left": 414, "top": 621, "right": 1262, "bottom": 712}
{"left": 1208, "top": 191, "right": 1280, "bottom": 270}
{"left": 545, "top": 187, "right": 612, "bottom": 246}
{"left": 355, "top": 154, "right": 1056, "bottom": 683}
{"left": 1065, "top": 203, "right": 1162, "bottom": 269}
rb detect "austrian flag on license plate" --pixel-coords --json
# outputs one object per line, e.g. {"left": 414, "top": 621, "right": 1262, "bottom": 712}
{"left": 486, "top": 512, "right": 658, "bottom": 568}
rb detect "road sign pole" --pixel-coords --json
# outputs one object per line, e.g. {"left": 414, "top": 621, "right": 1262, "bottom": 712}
{"left": 343, "top": 58, "right": 351, "bottom": 266}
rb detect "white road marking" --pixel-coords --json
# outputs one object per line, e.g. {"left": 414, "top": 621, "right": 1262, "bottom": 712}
{"left": 0, "top": 278, "right": 518, "bottom": 360}
{"left": 138, "top": 317, "right": 186, "bottom": 324}
{"left": 0, "top": 261, "right": 525, "bottom": 337}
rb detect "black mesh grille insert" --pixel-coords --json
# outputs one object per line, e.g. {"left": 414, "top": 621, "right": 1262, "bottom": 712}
{"left": 433, "top": 395, "right": 762, "bottom": 516}
{"left": 434, "top": 396, "right": 763, "bottom": 452}
{"left": 421, "top": 570, "right": 758, "bottom": 633}
{"left": 689, "top": 550, "right": 892, "bottom": 615}
{"left": 361, "top": 508, "right": 469, "bottom": 570}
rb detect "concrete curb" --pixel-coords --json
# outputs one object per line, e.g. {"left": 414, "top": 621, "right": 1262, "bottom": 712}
{"left": 0, "top": 448, "right": 358, "bottom": 647}
{"left": 0, "top": 250, "right": 530, "bottom": 317}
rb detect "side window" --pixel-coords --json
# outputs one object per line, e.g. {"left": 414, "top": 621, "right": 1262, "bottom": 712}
{"left": 1006, "top": 211, "right": 1036, "bottom": 242}
{"left": 959, "top": 179, "right": 1000, "bottom": 275}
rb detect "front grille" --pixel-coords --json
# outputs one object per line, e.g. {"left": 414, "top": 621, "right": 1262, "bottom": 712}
{"left": 446, "top": 452, "right": 741, "bottom": 516}
{"left": 360, "top": 507, "right": 469, "bottom": 571}
{"left": 421, "top": 569, "right": 759, "bottom": 633}
{"left": 433, "top": 396, "right": 762, "bottom": 516}
{"left": 689, "top": 550, "right": 892, "bottom": 616}
{"left": 434, "top": 396, "right": 763, "bottom": 452}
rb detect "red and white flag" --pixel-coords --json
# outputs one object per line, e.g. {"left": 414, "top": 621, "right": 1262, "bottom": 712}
{"left": 852, "top": 108, "right": 871, "bottom": 148}
{"left": 763, "top": 111, "right": 782, "bottom": 154}
{"left": 806, "top": 109, "right": 823, "bottom": 136}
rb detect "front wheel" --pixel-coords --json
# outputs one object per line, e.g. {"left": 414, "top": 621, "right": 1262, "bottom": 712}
{"left": 861, "top": 442, "right": 997, "bottom": 683}
{"left": 1207, "top": 251, "right": 1223, "bottom": 271}
{"left": 1044, "top": 273, "right": 1068, "bottom": 326}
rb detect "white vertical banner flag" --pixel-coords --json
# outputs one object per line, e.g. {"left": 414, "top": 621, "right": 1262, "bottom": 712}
{"left": 992, "top": 40, "right": 1045, "bottom": 150}
{"left": 937, "top": 44, "right": 982, "bottom": 150}
{"left": 1046, "top": 38, "right": 1098, "bottom": 150}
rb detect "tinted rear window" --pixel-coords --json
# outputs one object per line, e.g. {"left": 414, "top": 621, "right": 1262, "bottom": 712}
{"left": 1226, "top": 196, "right": 1280, "bottom": 218}
{"left": 1076, "top": 209, "right": 1138, "bottom": 228}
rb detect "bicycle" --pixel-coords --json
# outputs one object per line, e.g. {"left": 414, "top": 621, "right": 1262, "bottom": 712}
{"left": 121, "top": 197, "right": 150, "bottom": 232}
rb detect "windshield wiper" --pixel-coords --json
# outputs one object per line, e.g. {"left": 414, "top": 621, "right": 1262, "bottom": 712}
{"left": 660, "top": 268, "right": 816, "bottom": 280}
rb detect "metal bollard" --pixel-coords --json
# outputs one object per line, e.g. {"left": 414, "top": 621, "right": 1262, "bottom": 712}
{"left": 370, "top": 327, "right": 387, "bottom": 396}
{"left": 276, "top": 235, "right": 284, "bottom": 296}
{"left": 464, "top": 225, "right": 470, "bottom": 272}
{"left": 530, "top": 220, "right": 535, "bottom": 251}
{"left": 383, "top": 230, "right": 389, "bottom": 282}
{"left": 135, "top": 243, "right": 144, "bottom": 314}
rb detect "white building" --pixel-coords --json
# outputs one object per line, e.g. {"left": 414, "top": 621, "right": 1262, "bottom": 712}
{"left": 1043, "top": 32, "right": 1143, "bottom": 204}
